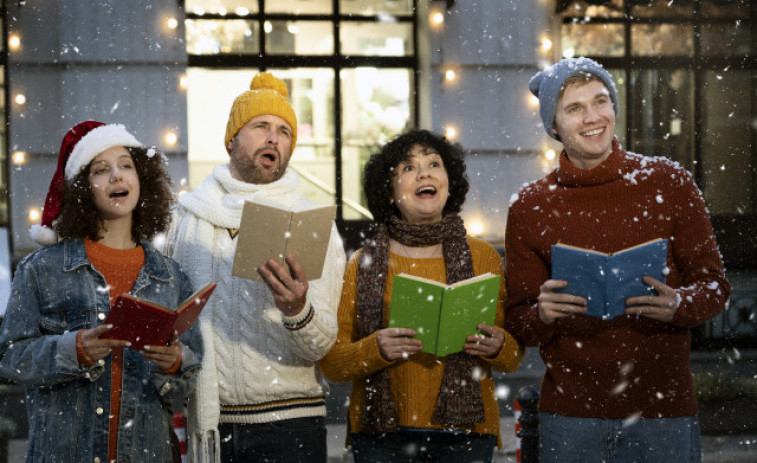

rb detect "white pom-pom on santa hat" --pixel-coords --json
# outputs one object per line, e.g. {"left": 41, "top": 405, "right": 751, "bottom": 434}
{"left": 29, "top": 120, "right": 143, "bottom": 246}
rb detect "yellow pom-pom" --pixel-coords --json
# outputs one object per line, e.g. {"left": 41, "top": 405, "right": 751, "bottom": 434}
{"left": 249, "top": 72, "right": 288, "bottom": 97}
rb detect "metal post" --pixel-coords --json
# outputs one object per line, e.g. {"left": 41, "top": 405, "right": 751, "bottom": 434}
{"left": 514, "top": 385, "right": 539, "bottom": 463}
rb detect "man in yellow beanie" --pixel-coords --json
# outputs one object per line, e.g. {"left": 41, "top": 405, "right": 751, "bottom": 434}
{"left": 162, "top": 72, "right": 346, "bottom": 463}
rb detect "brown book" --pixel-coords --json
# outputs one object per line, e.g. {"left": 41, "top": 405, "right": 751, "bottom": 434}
{"left": 232, "top": 201, "right": 336, "bottom": 282}
{"left": 101, "top": 282, "right": 216, "bottom": 350}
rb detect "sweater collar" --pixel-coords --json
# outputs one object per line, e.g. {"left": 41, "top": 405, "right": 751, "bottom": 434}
{"left": 555, "top": 138, "right": 629, "bottom": 187}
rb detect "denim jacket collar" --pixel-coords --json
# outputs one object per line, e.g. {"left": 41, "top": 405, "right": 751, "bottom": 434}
{"left": 62, "top": 238, "right": 173, "bottom": 284}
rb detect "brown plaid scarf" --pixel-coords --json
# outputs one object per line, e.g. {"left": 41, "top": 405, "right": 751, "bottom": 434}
{"left": 356, "top": 214, "right": 485, "bottom": 434}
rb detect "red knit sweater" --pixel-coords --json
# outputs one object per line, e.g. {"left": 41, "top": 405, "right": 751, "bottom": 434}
{"left": 505, "top": 139, "right": 730, "bottom": 419}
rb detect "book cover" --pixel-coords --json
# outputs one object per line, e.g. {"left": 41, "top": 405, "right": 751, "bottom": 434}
{"left": 232, "top": 201, "right": 336, "bottom": 282}
{"left": 551, "top": 238, "right": 668, "bottom": 320}
{"left": 101, "top": 282, "right": 216, "bottom": 350}
{"left": 388, "top": 273, "right": 500, "bottom": 357}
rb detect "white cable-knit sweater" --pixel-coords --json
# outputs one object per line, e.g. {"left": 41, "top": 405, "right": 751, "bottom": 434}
{"left": 162, "top": 165, "right": 346, "bottom": 463}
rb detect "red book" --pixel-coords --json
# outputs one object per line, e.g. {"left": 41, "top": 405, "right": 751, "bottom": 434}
{"left": 101, "top": 282, "right": 216, "bottom": 350}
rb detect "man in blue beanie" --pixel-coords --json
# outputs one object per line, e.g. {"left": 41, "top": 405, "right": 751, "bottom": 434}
{"left": 505, "top": 57, "right": 730, "bottom": 462}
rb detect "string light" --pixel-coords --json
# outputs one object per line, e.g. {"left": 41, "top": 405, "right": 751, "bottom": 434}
{"left": 445, "top": 126, "right": 456, "bottom": 140}
{"left": 445, "top": 69, "right": 456, "bottom": 81}
{"left": 12, "top": 151, "right": 27, "bottom": 165}
{"left": 431, "top": 12, "right": 444, "bottom": 26}
{"left": 164, "top": 131, "right": 178, "bottom": 146}
{"left": 468, "top": 220, "right": 485, "bottom": 237}
{"left": 28, "top": 208, "right": 41, "bottom": 222}
{"left": 166, "top": 18, "right": 178, "bottom": 29}
{"left": 14, "top": 94, "right": 26, "bottom": 105}
{"left": 541, "top": 37, "right": 553, "bottom": 53}
{"left": 179, "top": 74, "right": 189, "bottom": 90}
{"left": 8, "top": 34, "right": 21, "bottom": 50}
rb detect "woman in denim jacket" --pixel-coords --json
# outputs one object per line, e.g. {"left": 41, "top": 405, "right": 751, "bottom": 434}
{"left": 0, "top": 121, "right": 203, "bottom": 463}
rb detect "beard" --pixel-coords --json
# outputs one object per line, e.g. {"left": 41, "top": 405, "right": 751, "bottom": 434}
{"left": 229, "top": 146, "right": 287, "bottom": 185}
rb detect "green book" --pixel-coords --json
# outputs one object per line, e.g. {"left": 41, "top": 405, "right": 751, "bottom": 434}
{"left": 388, "top": 272, "right": 500, "bottom": 357}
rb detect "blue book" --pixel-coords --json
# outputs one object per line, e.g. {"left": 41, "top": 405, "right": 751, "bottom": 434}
{"left": 551, "top": 238, "right": 668, "bottom": 320}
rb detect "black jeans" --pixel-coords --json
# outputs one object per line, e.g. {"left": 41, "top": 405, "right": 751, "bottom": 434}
{"left": 218, "top": 416, "right": 327, "bottom": 463}
{"left": 350, "top": 427, "right": 496, "bottom": 463}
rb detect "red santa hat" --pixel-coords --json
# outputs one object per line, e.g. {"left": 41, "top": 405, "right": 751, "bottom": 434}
{"left": 29, "top": 120, "right": 144, "bottom": 245}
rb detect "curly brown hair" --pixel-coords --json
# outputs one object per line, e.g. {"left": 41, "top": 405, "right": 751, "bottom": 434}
{"left": 363, "top": 129, "right": 469, "bottom": 225}
{"left": 55, "top": 147, "right": 174, "bottom": 242}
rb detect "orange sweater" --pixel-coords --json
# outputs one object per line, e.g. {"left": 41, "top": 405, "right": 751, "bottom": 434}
{"left": 320, "top": 237, "right": 524, "bottom": 446}
{"left": 83, "top": 238, "right": 144, "bottom": 463}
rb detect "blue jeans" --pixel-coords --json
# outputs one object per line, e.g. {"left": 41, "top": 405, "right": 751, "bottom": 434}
{"left": 218, "top": 417, "right": 327, "bottom": 463}
{"left": 350, "top": 427, "right": 496, "bottom": 463}
{"left": 539, "top": 413, "right": 702, "bottom": 463}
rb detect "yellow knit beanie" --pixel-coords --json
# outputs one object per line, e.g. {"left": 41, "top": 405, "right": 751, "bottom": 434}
{"left": 224, "top": 72, "right": 298, "bottom": 152}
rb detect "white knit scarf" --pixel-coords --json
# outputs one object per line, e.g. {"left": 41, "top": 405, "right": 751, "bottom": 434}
{"left": 175, "top": 165, "right": 304, "bottom": 463}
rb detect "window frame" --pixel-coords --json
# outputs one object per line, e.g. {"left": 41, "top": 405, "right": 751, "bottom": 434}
{"left": 184, "top": 0, "right": 419, "bottom": 250}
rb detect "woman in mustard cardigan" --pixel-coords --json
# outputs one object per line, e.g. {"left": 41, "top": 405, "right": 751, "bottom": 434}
{"left": 320, "top": 129, "right": 524, "bottom": 463}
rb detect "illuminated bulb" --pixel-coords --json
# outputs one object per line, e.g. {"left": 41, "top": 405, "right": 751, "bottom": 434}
{"left": 529, "top": 94, "right": 540, "bottom": 107}
{"left": 28, "top": 208, "right": 41, "bottom": 222}
{"left": 15, "top": 94, "right": 26, "bottom": 105}
{"left": 445, "top": 69, "right": 456, "bottom": 81}
{"left": 164, "top": 131, "right": 178, "bottom": 146}
{"left": 264, "top": 21, "right": 273, "bottom": 33}
{"left": 545, "top": 149, "right": 556, "bottom": 161}
{"left": 166, "top": 18, "right": 178, "bottom": 29}
{"left": 236, "top": 7, "right": 250, "bottom": 16}
{"left": 179, "top": 75, "right": 189, "bottom": 90}
{"left": 431, "top": 12, "right": 444, "bottom": 25}
{"left": 287, "top": 23, "right": 299, "bottom": 34}
{"left": 12, "top": 151, "right": 27, "bottom": 165}
{"left": 541, "top": 37, "right": 553, "bottom": 53}
{"left": 469, "top": 220, "right": 484, "bottom": 237}
{"left": 445, "top": 126, "right": 456, "bottom": 140}
{"left": 8, "top": 34, "right": 21, "bottom": 50}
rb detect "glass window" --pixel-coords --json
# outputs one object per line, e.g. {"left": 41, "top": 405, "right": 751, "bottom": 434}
{"left": 628, "top": 69, "right": 694, "bottom": 170}
{"left": 630, "top": 0, "right": 694, "bottom": 17}
{"left": 608, "top": 69, "right": 627, "bottom": 148}
{"left": 561, "top": 24, "right": 624, "bottom": 58}
{"left": 272, "top": 68, "right": 337, "bottom": 207}
{"left": 265, "top": 0, "right": 333, "bottom": 15}
{"left": 265, "top": 21, "right": 333, "bottom": 55}
{"left": 701, "top": 0, "right": 752, "bottom": 18}
{"left": 339, "top": 0, "right": 414, "bottom": 16}
{"left": 631, "top": 24, "right": 693, "bottom": 56}
{"left": 186, "top": 19, "right": 258, "bottom": 55}
{"left": 341, "top": 68, "right": 414, "bottom": 220}
{"left": 184, "top": 0, "right": 418, "bottom": 227}
{"left": 559, "top": 0, "right": 625, "bottom": 18}
{"left": 340, "top": 22, "right": 414, "bottom": 57}
{"left": 700, "top": 22, "right": 753, "bottom": 56}
{"left": 185, "top": 0, "right": 258, "bottom": 15}
{"left": 700, "top": 70, "right": 754, "bottom": 215}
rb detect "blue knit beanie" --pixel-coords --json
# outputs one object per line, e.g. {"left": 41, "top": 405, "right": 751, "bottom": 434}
{"left": 529, "top": 57, "right": 619, "bottom": 140}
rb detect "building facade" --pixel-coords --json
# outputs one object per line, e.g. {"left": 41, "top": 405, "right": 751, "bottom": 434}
{"left": 1, "top": 0, "right": 755, "bottom": 345}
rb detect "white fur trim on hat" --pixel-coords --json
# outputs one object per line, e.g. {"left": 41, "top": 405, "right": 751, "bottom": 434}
{"left": 29, "top": 223, "right": 58, "bottom": 246}
{"left": 65, "top": 124, "right": 143, "bottom": 180}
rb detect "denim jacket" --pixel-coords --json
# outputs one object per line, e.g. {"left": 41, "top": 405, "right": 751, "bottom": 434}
{"left": 0, "top": 238, "right": 203, "bottom": 463}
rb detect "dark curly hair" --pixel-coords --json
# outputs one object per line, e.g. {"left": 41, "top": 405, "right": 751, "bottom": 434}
{"left": 55, "top": 146, "right": 174, "bottom": 242}
{"left": 363, "top": 129, "right": 469, "bottom": 225}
